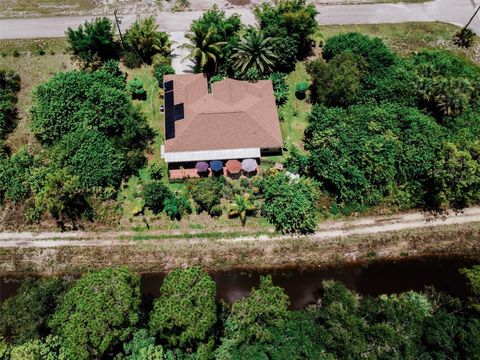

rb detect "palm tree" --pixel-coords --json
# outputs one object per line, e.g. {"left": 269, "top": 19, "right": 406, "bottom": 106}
{"left": 181, "top": 26, "right": 226, "bottom": 76}
{"left": 124, "top": 16, "right": 174, "bottom": 63}
{"left": 228, "top": 194, "right": 256, "bottom": 226}
{"left": 232, "top": 29, "right": 278, "bottom": 77}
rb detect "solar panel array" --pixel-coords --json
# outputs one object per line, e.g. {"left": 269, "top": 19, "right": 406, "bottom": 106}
{"left": 164, "top": 80, "right": 175, "bottom": 139}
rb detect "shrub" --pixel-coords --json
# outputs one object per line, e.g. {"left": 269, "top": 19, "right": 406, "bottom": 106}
{"left": 142, "top": 181, "right": 172, "bottom": 214}
{"left": 164, "top": 192, "right": 192, "bottom": 220}
{"left": 189, "top": 178, "right": 223, "bottom": 214}
{"left": 12, "top": 50, "right": 19, "bottom": 57}
{"left": 149, "top": 162, "right": 165, "bottom": 180}
{"left": 66, "top": 17, "right": 118, "bottom": 70}
{"left": 153, "top": 64, "right": 175, "bottom": 87}
{"left": 269, "top": 72, "right": 288, "bottom": 105}
{"left": 209, "top": 204, "right": 223, "bottom": 217}
{"left": 295, "top": 81, "right": 308, "bottom": 99}
{"left": 122, "top": 50, "right": 143, "bottom": 69}
{"left": 127, "top": 78, "right": 147, "bottom": 100}
{"left": 259, "top": 172, "right": 320, "bottom": 234}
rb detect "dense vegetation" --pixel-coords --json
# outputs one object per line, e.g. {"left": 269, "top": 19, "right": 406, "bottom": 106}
{"left": 287, "top": 32, "right": 480, "bottom": 214}
{"left": 1, "top": 265, "right": 480, "bottom": 359}
{"left": 0, "top": 61, "right": 154, "bottom": 227}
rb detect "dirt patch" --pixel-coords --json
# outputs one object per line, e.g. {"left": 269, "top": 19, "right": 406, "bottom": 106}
{"left": 227, "top": 0, "right": 250, "bottom": 5}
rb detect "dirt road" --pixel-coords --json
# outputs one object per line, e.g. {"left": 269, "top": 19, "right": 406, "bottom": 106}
{"left": 1, "top": 207, "right": 480, "bottom": 248}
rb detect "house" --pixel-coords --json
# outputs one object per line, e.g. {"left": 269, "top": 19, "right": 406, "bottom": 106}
{"left": 161, "top": 74, "right": 283, "bottom": 179}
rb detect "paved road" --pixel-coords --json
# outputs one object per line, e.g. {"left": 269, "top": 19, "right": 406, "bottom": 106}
{"left": 0, "top": 0, "right": 479, "bottom": 73}
{"left": 0, "top": 0, "right": 479, "bottom": 39}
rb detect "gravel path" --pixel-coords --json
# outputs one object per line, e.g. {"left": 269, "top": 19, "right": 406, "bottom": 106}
{"left": 0, "top": 207, "right": 479, "bottom": 248}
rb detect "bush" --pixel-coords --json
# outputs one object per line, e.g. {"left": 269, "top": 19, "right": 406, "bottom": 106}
{"left": 269, "top": 72, "right": 288, "bottom": 105}
{"left": 295, "top": 81, "right": 308, "bottom": 99}
{"left": 142, "top": 181, "right": 172, "bottom": 214}
{"left": 322, "top": 32, "right": 396, "bottom": 74}
{"left": 153, "top": 64, "right": 175, "bottom": 87}
{"left": 189, "top": 178, "right": 223, "bottom": 214}
{"left": 209, "top": 204, "right": 223, "bottom": 217}
{"left": 122, "top": 50, "right": 143, "bottom": 69}
{"left": 259, "top": 172, "right": 320, "bottom": 234}
{"left": 127, "top": 78, "right": 147, "bottom": 100}
{"left": 149, "top": 162, "right": 165, "bottom": 180}
{"left": 0, "top": 69, "right": 21, "bottom": 140}
{"left": 66, "top": 17, "right": 118, "bottom": 70}
{"left": 164, "top": 192, "right": 192, "bottom": 220}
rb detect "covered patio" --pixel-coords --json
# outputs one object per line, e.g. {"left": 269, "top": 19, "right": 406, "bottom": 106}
{"left": 168, "top": 159, "right": 259, "bottom": 180}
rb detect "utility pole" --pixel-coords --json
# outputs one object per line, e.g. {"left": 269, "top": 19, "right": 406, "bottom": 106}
{"left": 113, "top": 10, "right": 145, "bottom": 64}
{"left": 463, "top": 5, "right": 480, "bottom": 31}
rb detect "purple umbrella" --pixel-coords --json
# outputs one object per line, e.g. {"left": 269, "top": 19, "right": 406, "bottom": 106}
{"left": 195, "top": 161, "right": 209, "bottom": 173}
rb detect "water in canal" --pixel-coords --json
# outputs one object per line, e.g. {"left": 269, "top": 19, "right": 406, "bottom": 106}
{"left": 1, "top": 256, "right": 478, "bottom": 310}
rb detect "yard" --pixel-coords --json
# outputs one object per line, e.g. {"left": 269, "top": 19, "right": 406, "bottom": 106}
{"left": 0, "top": 21, "right": 478, "bottom": 231}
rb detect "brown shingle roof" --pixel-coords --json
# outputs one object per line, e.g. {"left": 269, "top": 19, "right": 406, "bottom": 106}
{"left": 163, "top": 74, "right": 283, "bottom": 153}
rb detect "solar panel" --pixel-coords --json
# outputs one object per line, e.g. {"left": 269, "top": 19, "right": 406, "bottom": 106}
{"left": 164, "top": 80, "right": 173, "bottom": 92}
{"left": 164, "top": 91, "right": 175, "bottom": 139}
{"left": 174, "top": 103, "right": 184, "bottom": 121}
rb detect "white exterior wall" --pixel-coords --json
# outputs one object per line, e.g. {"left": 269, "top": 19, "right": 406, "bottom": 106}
{"left": 161, "top": 146, "right": 261, "bottom": 163}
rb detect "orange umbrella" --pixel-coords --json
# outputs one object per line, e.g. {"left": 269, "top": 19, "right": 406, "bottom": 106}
{"left": 225, "top": 159, "right": 242, "bottom": 174}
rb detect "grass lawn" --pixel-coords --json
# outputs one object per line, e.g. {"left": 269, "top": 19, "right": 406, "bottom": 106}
{"left": 0, "top": 0, "right": 94, "bottom": 18}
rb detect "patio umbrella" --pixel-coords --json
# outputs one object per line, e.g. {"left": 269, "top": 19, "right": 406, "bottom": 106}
{"left": 241, "top": 158, "right": 257, "bottom": 173}
{"left": 225, "top": 159, "right": 242, "bottom": 175}
{"left": 210, "top": 160, "right": 223, "bottom": 173}
{"left": 195, "top": 161, "right": 209, "bottom": 173}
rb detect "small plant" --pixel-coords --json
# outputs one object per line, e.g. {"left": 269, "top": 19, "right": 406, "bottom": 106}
{"left": 270, "top": 72, "right": 289, "bottom": 106}
{"left": 12, "top": 50, "right": 20, "bottom": 57}
{"left": 295, "top": 81, "right": 308, "bottom": 100}
{"left": 153, "top": 63, "right": 175, "bottom": 87}
{"left": 149, "top": 163, "right": 165, "bottom": 180}
{"left": 122, "top": 50, "right": 143, "bottom": 69}
{"left": 35, "top": 48, "right": 46, "bottom": 56}
{"left": 453, "top": 28, "right": 476, "bottom": 48}
{"left": 209, "top": 204, "right": 223, "bottom": 217}
{"left": 127, "top": 78, "right": 147, "bottom": 101}
{"left": 228, "top": 194, "right": 256, "bottom": 226}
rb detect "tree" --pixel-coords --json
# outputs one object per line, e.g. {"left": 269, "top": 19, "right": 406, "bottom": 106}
{"left": 9, "top": 337, "right": 59, "bottom": 360}
{"left": 49, "top": 268, "right": 141, "bottom": 360}
{"left": 322, "top": 32, "right": 396, "bottom": 74}
{"left": 304, "top": 104, "right": 443, "bottom": 208}
{"left": 0, "top": 278, "right": 67, "bottom": 344}
{"left": 66, "top": 17, "right": 118, "bottom": 69}
{"left": 186, "top": 5, "right": 242, "bottom": 75}
{"left": 259, "top": 172, "right": 320, "bottom": 234}
{"left": 124, "top": 16, "right": 173, "bottom": 65}
{"left": 127, "top": 78, "right": 147, "bottom": 100}
{"left": 123, "top": 329, "right": 164, "bottom": 360}
{"left": 189, "top": 178, "right": 223, "bottom": 214}
{"left": 427, "top": 142, "right": 480, "bottom": 212}
{"left": 461, "top": 265, "right": 480, "bottom": 311}
{"left": 142, "top": 180, "right": 172, "bottom": 214}
{"left": 232, "top": 28, "right": 277, "bottom": 77}
{"left": 182, "top": 26, "right": 226, "bottom": 76}
{"left": 0, "top": 69, "right": 20, "bottom": 140}
{"left": 219, "top": 275, "right": 289, "bottom": 348}
{"left": 255, "top": 0, "right": 318, "bottom": 71}
{"left": 228, "top": 193, "right": 256, "bottom": 226}
{"left": 307, "top": 52, "right": 364, "bottom": 106}
{"left": 149, "top": 267, "right": 217, "bottom": 351}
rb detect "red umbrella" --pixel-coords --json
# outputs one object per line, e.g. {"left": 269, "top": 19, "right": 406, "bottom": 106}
{"left": 225, "top": 159, "right": 242, "bottom": 174}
